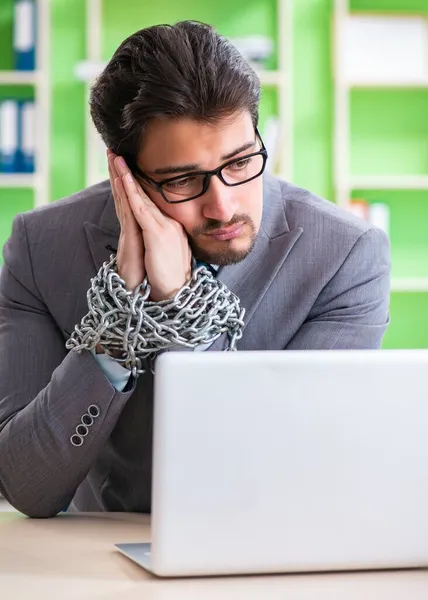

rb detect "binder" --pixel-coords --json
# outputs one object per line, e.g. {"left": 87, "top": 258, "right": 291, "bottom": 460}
{"left": 0, "top": 100, "right": 20, "bottom": 173}
{"left": 13, "top": 0, "right": 36, "bottom": 71}
{"left": 19, "top": 100, "right": 35, "bottom": 173}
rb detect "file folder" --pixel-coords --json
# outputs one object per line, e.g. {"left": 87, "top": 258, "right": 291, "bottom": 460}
{"left": 0, "top": 100, "right": 20, "bottom": 173}
{"left": 13, "top": 0, "right": 36, "bottom": 71}
{"left": 19, "top": 100, "right": 35, "bottom": 173}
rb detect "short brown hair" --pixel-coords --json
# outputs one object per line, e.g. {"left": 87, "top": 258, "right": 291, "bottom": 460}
{"left": 90, "top": 21, "right": 260, "bottom": 169}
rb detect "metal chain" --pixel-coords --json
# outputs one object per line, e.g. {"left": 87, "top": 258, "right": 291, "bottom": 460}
{"left": 65, "top": 255, "right": 245, "bottom": 377}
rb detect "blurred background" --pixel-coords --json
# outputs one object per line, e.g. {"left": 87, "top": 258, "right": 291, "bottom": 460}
{"left": 0, "top": 0, "right": 427, "bottom": 348}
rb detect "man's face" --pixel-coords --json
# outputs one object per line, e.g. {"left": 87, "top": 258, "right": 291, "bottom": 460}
{"left": 135, "top": 112, "right": 264, "bottom": 266}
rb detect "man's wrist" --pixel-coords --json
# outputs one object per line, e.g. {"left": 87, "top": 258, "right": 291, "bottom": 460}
{"left": 95, "top": 344, "right": 123, "bottom": 359}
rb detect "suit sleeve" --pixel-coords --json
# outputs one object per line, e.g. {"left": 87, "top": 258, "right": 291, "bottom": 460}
{"left": 285, "top": 227, "right": 391, "bottom": 350}
{"left": 0, "top": 214, "right": 137, "bottom": 518}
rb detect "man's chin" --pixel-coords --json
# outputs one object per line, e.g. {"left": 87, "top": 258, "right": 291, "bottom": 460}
{"left": 190, "top": 238, "right": 256, "bottom": 267}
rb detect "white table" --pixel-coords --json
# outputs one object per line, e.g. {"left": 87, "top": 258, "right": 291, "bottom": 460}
{"left": 1, "top": 511, "right": 428, "bottom": 599}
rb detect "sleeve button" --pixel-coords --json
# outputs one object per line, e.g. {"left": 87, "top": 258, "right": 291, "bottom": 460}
{"left": 81, "top": 413, "right": 93, "bottom": 426}
{"left": 88, "top": 404, "right": 101, "bottom": 418}
{"left": 76, "top": 424, "right": 89, "bottom": 437}
{"left": 70, "top": 434, "right": 83, "bottom": 447}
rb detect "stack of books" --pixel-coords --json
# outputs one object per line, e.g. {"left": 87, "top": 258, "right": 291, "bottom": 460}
{"left": 348, "top": 198, "right": 390, "bottom": 237}
{"left": 0, "top": 0, "right": 36, "bottom": 174}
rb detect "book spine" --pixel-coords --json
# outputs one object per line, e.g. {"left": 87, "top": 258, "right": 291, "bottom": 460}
{"left": 13, "top": 0, "right": 36, "bottom": 71}
{"left": 0, "top": 100, "right": 20, "bottom": 173}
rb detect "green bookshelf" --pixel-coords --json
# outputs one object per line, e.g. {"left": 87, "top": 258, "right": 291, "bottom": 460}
{"left": 0, "top": 0, "right": 50, "bottom": 248}
{"left": 336, "top": 0, "right": 428, "bottom": 348}
{"left": 0, "top": 7, "right": 36, "bottom": 247}
{"left": 1, "top": 0, "right": 426, "bottom": 349}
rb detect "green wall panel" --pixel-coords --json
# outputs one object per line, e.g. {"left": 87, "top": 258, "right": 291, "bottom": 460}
{"left": 383, "top": 293, "right": 428, "bottom": 349}
{"left": 292, "top": 0, "right": 334, "bottom": 201}
{"left": 50, "top": 0, "right": 86, "bottom": 202}
{"left": 0, "top": 0, "right": 13, "bottom": 70}
{"left": 103, "top": 0, "right": 278, "bottom": 70}
{"left": 351, "top": 90, "right": 428, "bottom": 177}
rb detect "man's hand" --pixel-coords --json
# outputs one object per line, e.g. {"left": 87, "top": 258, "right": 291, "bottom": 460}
{"left": 109, "top": 151, "right": 192, "bottom": 302}
{"left": 108, "top": 149, "right": 146, "bottom": 293}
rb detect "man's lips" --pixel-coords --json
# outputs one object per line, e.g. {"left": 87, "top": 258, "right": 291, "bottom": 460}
{"left": 205, "top": 223, "right": 244, "bottom": 241}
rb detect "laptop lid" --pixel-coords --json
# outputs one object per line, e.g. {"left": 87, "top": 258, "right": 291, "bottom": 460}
{"left": 148, "top": 350, "right": 428, "bottom": 576}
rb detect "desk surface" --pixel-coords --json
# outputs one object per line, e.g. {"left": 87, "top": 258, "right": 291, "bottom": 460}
{"left": 1, "top": 511, "right": 428, "bottom": 600}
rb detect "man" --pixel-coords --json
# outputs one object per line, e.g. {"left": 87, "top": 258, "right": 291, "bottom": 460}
{"left": 0, "top": 21, "right": 390, "bottom": 518}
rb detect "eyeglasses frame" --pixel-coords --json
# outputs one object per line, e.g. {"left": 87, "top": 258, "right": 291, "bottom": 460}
{"left": 130, "top": 128, "right": 268, "bottom": 204}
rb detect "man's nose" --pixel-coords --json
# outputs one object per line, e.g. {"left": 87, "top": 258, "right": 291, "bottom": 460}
{"left": 201, "top": 176, "right": 238, "bottom": 223}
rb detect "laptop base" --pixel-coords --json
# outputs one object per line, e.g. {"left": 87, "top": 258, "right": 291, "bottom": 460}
{"left": 115, "top": 542, "right": 152, "bottom": 573}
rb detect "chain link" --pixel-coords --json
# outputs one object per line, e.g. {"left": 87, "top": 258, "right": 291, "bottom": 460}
{"left": 65, "top": 255, "right": 245, "bottom": 377}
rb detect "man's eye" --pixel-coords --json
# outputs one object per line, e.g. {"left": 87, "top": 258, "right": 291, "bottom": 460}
{"left": 228, "top": 158, "right": 252, "bottom": 171}
{"left": 165, "top": 177, "right": 195, "bottom": 189}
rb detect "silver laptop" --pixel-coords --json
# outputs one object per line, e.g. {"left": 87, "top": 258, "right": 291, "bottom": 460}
{"left": 116, "top": 349, "right": 428, "bottom": 577}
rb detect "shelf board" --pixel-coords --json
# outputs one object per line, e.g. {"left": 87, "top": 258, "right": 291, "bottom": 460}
{"left": 391, "top": 278, "right": 428, "bottom": 292}
{"left": 351, "top": 175, "right": 428, "bottom": 190}
{"left": 0, "top": 174, "right": 36, "bottom": 188}
{"left": 256, "top": 69, "right": 283, "bottom": 87}
{"left": 348, "top": 80, "right": 428, "bottom": 89}
{"left": 0, "top": 71, "right": 39, "bottom": 85}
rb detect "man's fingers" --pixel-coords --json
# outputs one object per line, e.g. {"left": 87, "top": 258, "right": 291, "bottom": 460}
{"left": 114, "top": 157, "right": 163, "bottom": 228}
{"left": 108, "top": 151, "right": 123, "bottom": 225}
{"left": 123, "top": 173, "right": 155, "bottom": 221}
{"left": 114, "top": 175, "right": 141, "bottom": 236}
{"left": 113, "top": 176, "right": 123, "bottom": 225}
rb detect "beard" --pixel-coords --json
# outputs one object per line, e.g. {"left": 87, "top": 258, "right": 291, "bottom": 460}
{"left": 188, "top": 214, "right": 258, "bottom": 266}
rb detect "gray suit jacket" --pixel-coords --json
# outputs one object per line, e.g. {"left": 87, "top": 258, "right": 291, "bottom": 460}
{"left": 0, "top": 175, "right": 390, "bottom": 517}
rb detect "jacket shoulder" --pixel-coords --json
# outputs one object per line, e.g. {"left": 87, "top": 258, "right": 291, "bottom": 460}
{"left": 278, "top": 179, "right": 372, "bottom": 239}
{"left": 22, "top": 181, "right": 111, "bottom": 236}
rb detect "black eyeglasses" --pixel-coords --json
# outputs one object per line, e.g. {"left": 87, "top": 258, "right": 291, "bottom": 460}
{"left": 129, "top": 129, "right": 268, "bottom": 204}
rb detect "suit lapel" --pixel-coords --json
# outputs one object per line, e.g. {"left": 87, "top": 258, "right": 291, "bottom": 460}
{"left": 84, "top": 222, "right": 120, "bottom": 273}
{"left": 213, "top": 228, "right": 302, "bottom": 340}
{"left": 84, "top": 189, "right": 120, "bottom": 273}
{"left": 210, "top": 174, "right": 303, "bottom": 350}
